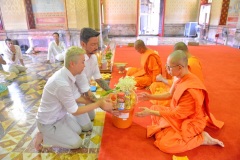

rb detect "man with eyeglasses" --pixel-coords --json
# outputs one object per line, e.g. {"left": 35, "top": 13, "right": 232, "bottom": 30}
{"left": 126, "top": 39, "right": 162, "bottom": 89}
{"left": 136, "top": 50, "right": 224, "bottom": 153}
{"left": 149, "top": 42, "right": 204, "bottom": 106}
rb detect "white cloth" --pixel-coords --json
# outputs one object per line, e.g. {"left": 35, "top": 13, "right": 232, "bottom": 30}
{"left": 83, "top": 54, "right": 102, "bottom": 82}
{"left": 47, "top": 41, "right": 66, "bottom": 61}
{"left": 36, "top": 67, "right": 80, "bottom": 125}
{"left": 2, "top": 45, "right": 26, "bottom": 73}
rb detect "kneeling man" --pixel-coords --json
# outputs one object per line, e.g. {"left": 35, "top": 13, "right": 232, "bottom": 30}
{"left": 35, "top": 46, "right": 114, "bottom": 151}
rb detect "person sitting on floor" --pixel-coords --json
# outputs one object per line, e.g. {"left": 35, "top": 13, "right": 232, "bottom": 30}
{"left": 149, "top": 41, "right": 204, "bottom": 106}
{"left": 46, "top": 32, "right": 67, "bottom": 63}
{"left": 34, "top": 46, "right": 114, "bottom": 151}
{"left": 136, "top": 50, "right": 224, "bottom": 153}
{"left": 1, "top": 38, "right": 27, "bottom": 74}
{"left": 126, "top": 39, "right": 162, "bottom": 89}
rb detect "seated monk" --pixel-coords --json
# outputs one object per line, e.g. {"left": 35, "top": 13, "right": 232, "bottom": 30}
{"left": 136, "top": 50, "right": 224, "bottom": 154}
{"left": 126, "top": 39, "right": 162, "bottom": 89}
{"left": 150, "top": 42, "right": 204, "bottom": 106}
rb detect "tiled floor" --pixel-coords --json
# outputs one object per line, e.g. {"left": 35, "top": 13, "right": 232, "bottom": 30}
{"left": 0, "top": 36, "right": 215, "bottom": 160}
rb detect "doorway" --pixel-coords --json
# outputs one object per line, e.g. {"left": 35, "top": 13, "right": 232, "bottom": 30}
{"left": 139, "top": 0, "right": 164, "bottom": 36}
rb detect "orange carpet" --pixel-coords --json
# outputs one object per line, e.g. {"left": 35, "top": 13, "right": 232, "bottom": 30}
{"left": 98, "top": 45, "right": 240, "bottom": 160}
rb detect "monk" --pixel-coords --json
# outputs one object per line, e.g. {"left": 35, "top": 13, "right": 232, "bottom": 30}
{"left": 136, "top": 50, "right": 224, "bottom": 153}
{"left": 126, "top": 39, "right": 162, "bottom": 89}
{"left": 150, "top": 42, "right": 204, "bottom": 106}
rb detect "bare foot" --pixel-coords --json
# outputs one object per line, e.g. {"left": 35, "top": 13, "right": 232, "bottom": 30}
{"left": 34, "top": 132, "right": 43, "bottom": 151}
{"left": 202, "top": 131, "right": 224, "bottom": 147}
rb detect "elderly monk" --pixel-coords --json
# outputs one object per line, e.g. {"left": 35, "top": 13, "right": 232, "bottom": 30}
{"left": 136, "top": 50, "right": 224, "bottom": 153}
{"left": 150, "top": 42, "right": 204, "bottom": 106}
{"left": 126, "top": 39, "right": 162, "bottom": 89}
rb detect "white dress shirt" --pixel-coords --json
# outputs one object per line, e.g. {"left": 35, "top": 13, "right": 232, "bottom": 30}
{"left": 83, "top": 54, "right": 102, "bottom": 82}
{"left": 36, "top": 67, "right": 80, "bottom": 125}
{"left": 2, "top": 45, "right": 23, "bottom": 70}
{"left": 2, "top": 45, "right": 22, "bottom": 65}
{"left": 47, "top": 41, "right": 66, "bottom": 61}
{"left": 75, "top": 72, "right": 90, "bottom": 93}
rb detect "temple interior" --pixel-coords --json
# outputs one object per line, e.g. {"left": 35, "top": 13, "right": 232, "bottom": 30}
{"left": 0, "top": 0, "right": 240, "bottom": 159}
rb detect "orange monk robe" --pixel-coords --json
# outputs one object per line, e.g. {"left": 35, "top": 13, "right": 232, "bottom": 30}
{"left": 126, "top": 49, "right": 162, "bottom": 88}
{"left": 149, "top": 56, "right": 204, "bottom": 106}
{"left": 188, "top": 56, "right": 204, "bottom": 82}
{"left": 147, "top": 73, "right": 224, "bottom": 153}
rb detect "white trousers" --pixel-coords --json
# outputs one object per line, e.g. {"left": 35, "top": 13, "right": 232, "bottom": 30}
{"left": 37, "top": 112, "right": 94, "bottom": 149}
{"left": 55, "top": 54, "right": 64, "bottom": 62}
{"left": 3, "top": 64, "right": 27, "bottom": 74}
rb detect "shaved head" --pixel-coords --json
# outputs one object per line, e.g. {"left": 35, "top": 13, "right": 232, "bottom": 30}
{"left": 134, "top": 39, "right": 147, "bottom": 53}
{"left": 168, "top": 50, "right": 188, "bottom": 66}
{"left": 174, "top": 42, "right": 188, "bottom": 52}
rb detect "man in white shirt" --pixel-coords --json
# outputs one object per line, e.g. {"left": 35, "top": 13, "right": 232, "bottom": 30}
{"left": 74, "top": 28, "right": 112, "bottom": 121}
{"left": 35, "top": 46, "right": 114, "bottom": 151}
{"left": 2, "top": 39, "right": 27, "bottom": 74}
{"left": 46, "top": 32, "right": 66, "bottom": 63}
{"left": 76, "top": 28, "right": 111, "bottom": 94}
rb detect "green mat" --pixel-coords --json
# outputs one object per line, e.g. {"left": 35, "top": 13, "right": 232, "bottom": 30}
{"left": 0, "top": 84, "right": 8, "bottom": 97}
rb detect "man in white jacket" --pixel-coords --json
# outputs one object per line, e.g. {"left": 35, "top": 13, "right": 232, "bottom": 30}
{"left": 46, "top": 32, "right": 67, "bottom": 63}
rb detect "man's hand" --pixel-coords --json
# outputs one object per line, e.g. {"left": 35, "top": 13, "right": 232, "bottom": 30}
{"left": 135, "top": 107, "right": 152, "bottom": 117}
{"left": 98, "top": 97, "right": 114, "bottom": 112}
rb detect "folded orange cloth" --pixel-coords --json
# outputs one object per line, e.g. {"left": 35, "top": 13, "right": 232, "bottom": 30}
{"left": 172, "top": 155, "right": 189, "bottom": 160}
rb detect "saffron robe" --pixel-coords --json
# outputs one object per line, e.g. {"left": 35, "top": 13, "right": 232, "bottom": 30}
{"left": 126, "top": 49, "right": 162, "bottom": 88}
{"left": 147, "top": 73, "right": 224, "bottom": 153}
{"left": 150, "top": 56, "right": 204, "bottom": 106}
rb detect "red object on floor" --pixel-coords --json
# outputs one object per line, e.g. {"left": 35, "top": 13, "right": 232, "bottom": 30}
{"left": 99, "top": 45, "right": 240, "bottom": 160}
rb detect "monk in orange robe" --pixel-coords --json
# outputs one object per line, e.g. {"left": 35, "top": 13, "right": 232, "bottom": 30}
{"left": 150, "top": 42, "right": 204, "bottom": 106}
{"left": 136, "top": 50, "right": 224, "bottom": 153}
{"left": 126, "top": 39, "right": 162, "bottom": 89}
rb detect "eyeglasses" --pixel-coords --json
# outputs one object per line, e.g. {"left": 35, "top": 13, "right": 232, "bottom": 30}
{"left": 165, "top": 64, "right": 183, "bottom": 71}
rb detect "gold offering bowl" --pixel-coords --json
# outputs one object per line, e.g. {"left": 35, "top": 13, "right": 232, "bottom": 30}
{"left": 114, "top": 63, "right": 127, "bottom": 74}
